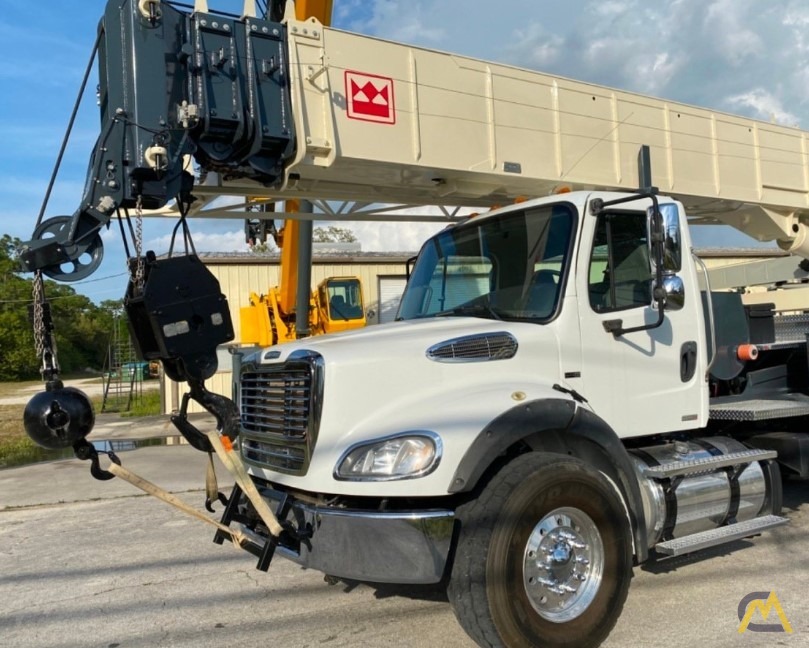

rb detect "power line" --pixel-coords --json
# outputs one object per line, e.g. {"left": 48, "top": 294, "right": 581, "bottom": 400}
{"left": 0, "top": 272, "right": 129, "bottom": 305}
{"left": 72, "top": 272, "right": 129, "bottom": 285}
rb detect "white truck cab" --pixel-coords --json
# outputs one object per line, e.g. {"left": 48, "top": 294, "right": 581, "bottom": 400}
{"left": 230, "top": 190, "right": 782, "bottom": 647}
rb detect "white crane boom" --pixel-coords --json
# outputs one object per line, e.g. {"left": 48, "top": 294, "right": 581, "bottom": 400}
{"left": 230, "top": 18, "right": 807, "bottom": 252}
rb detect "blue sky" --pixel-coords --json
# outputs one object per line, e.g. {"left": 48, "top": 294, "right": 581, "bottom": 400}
{"left": 3, "top": 0, "right": 807, "bottom": 302}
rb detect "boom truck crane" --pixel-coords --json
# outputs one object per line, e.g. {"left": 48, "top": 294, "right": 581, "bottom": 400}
{"left": 16, "top": 1, "right": 809, "bottom": 646}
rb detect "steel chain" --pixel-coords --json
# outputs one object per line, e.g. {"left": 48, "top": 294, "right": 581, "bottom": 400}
{"left": 32, "top": 271, "right": 45, "bottom": 359}
{"left": 31, "top": 270, "right": 58, "bottom": 377}
{"left": 134, "top": 194, "right": 145, "bottom": 292}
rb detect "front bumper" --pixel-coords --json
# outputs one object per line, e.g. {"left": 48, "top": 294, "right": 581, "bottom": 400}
{"left": 217, "top": 483, "right": 455, "bottom": 584}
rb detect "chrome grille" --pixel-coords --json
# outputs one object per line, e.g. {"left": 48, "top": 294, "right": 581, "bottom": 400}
{"left": 239, "top": 351, "right": 324, "bottom": 475}
{"left": 241, "top": 370, "right": 311, "bottom": 437}
{"left": 242, "top": 438, "right": 306, "bottom": 472}
{"left": 427, "top": 332, "right": 518, "bottom": 362}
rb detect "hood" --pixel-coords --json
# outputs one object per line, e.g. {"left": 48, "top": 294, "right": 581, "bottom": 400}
{"left": 245, "top": 317, "right": 520, "bottom": 366}
{"left": 239, "top": 316, "right": 568, "bottom": 497}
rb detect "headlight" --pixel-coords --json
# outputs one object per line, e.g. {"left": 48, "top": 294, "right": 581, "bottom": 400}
{"left": 335, "top": 433, "right": 441, "bottom": 481}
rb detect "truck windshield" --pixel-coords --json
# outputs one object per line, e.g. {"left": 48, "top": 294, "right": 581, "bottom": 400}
{"left": 398, "top": 203, "right": 576, "bottom": 321}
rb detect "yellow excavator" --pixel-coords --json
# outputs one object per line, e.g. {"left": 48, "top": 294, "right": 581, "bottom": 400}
{"left": 239, "top": 0, "right": 366, "bottom": 347}
{"left": 240, "top": 196, "right": 367, "bottom": 346}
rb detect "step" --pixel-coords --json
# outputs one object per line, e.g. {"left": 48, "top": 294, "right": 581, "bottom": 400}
{"left": 774, "top": 313, "right": 809, "bottom": 345}
{"left": 655, "top": 515, "right": 789, "bottom": 557}
{"left": 642, "top": 449, "right": 777, "bottom": 479}
{"left": 709, "top": 395, "right": 809, "bottom": 422}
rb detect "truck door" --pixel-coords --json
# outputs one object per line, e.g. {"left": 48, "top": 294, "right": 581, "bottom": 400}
{"left": 576, "top": 198, "right": 705, "bottom": 437}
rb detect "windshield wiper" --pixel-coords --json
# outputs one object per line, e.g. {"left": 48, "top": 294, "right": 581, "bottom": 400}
{"left": 435, "top": 301, "right": 503, "bottom": 321}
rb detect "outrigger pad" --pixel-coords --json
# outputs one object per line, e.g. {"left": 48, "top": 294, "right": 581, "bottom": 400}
{"left": 125, "top": 253, "right": 234, "bottom": 382}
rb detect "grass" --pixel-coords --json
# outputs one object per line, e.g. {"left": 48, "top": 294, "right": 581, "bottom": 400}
{"left": 0, "top": 404, "right": 27, "bottom": 444}
{"left": 121, "top": 390, "right": 162, "bottom": 417}
{"left": 0, "top": 383, "right": 162, "bottom": 468}
{"left": 0, "top": 436, "right": 71, "bottom": 468}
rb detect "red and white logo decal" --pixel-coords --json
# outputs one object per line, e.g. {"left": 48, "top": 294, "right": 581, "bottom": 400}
{"left": 345, "top": 71, "right": 396, "bottom": 124}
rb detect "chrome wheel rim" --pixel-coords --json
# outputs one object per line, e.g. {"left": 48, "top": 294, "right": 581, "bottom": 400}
{"left": 522, "top": 506, "right": 604, "bottom": 623}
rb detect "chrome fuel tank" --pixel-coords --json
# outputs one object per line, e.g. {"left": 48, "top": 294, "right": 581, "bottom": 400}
{"left": 630, "top": 437, "right": 768, "bottom": 547}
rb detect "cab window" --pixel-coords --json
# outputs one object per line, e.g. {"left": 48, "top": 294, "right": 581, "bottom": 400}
{"left": 326, "top": 279, "right": 363, "bottom": 320}
{"left": 588, "top": 211, "right": 651, "bottom": 312}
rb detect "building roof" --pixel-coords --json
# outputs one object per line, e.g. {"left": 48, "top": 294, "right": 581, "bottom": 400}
{"left": 197, "top": 251, "right": 416, "bottom": 265}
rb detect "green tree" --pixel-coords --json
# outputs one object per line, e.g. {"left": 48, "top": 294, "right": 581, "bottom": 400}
{"left": 0, "top": 235, "right": 121, "bottom": 380}
{"left": 0, "top": 235, "right": 38, "bottom": 379}
{"left": 313, "top": 226, "right": 357, "bottom": 243}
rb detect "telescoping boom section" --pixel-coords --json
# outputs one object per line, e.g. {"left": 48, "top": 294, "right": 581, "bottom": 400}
{"left": 282, "top": 20, "right": 809, "bottom": 249}
{"left": 18, "top": 0, "right": 809, "bottom": 279}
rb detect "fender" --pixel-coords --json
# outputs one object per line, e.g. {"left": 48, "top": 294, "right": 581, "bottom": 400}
{"left": 448, "top": 398, "right": 649, "bottom": 562}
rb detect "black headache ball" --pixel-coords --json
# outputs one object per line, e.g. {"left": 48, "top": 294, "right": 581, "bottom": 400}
{"left": 23, "top": 385, "right": 95, "bottom": 449}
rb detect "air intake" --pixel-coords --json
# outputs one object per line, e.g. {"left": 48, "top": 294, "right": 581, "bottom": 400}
{"left": 427, "top": 332, "right": 518, "bottom": 362}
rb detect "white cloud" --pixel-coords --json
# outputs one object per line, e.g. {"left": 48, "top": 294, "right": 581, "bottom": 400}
{"left": 507, "top": 23, "right": 563, "bottom": 69}
{"left": 725, "top": 89, "right": 801, "bottom": 126}
{"left": 703, "top": 0, "right": 764, "bottom": 65}
{"left": 164, "top": 214, "right": 450, "bottom": 256}
{"left": 633, "top": 52, "right": 682, "bottom": 96}
{"left": 343, "top": 220, "right": 445, "bottom": 253}
{"left": 348, "top": 1, "right": 447, "bottom": 45}
{"left": 146, "top": 229, "right": 250, "bottom": 254}
{"left": 317, "top": 205, "right": 474, "bottom": 253}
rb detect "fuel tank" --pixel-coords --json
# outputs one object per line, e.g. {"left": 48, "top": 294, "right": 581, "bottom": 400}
{"left": 630, "top": 437, "right": 770, "bottom": 547}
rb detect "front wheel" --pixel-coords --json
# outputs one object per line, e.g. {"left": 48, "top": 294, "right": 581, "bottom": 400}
{"left": 447, "top": 453, "right": 633, "bottom": 648}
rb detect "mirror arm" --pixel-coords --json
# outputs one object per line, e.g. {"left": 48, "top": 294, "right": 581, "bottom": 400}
{"left": 602, "top": 301, "right": 665, "bottom": 338}
{"left": 405, "top": 255, "right": 417, "bottom": 281}
{"left": 589, "top": 189, "right": 659, "bottom": 216}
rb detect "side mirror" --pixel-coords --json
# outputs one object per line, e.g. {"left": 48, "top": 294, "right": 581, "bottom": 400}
{"left": 647, "top": 203, "right": 681, "bottom": 273}
{"left": 660, "top": 203, "right": 682, "bottom": 273}
{"left": 661, "top": 275, "right": 685, "bottom": 311}
{"left": 647, "top": 202, "right": 684, "bottom": 311}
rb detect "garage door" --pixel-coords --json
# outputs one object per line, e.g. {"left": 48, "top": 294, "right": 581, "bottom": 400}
{"left": 378, "top": 276, "right": 408, "bottom": 324}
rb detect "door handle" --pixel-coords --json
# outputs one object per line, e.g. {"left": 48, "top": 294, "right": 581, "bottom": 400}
{"left": 680, "top": 341, "right": 697, "bottom": 382}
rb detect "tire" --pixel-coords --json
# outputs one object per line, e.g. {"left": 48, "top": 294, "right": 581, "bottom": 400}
{"left": 447, "top": 453, "right": 633, "bottom": 648}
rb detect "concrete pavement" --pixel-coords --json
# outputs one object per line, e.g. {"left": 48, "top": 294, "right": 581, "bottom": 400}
{"left": 1, "top": 415, "right": 807, "bottom": 647}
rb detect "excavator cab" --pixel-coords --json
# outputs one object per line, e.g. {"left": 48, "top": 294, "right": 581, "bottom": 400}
{"left": 316, "top": 277, "right": 366, "bottom": 334}
{"left": 240, "top": 276, "right": 366, "bottom": 347}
